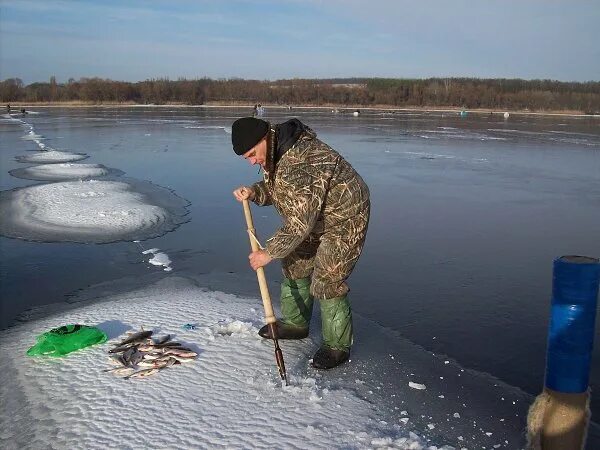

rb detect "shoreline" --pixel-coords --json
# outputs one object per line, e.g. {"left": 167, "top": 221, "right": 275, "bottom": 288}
{"left": 6, "top": 102, "right": 599, "bottom": 118}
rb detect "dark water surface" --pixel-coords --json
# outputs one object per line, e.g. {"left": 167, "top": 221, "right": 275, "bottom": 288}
{"left": 1, "top": 106, "right": 599, "bottom": 418}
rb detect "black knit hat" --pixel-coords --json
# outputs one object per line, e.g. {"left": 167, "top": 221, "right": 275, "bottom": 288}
{"left": 231, "top": 117, "right": 269, "bottom": 155}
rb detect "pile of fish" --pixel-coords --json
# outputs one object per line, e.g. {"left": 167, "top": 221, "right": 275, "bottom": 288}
{"left": 105, "top": 329, "right": 197, "bottom": 379}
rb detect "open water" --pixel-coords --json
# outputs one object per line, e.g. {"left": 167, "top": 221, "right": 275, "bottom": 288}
{"left": 1, "top": 106, "right": 599, "bottom": 426}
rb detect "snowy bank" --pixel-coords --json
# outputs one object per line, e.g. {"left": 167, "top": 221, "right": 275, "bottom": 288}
{"left": 0, "top": 276, "right": 534, "bottom": 449}
{"left": 0, "top": 277, "right": 449, "bottom": 450}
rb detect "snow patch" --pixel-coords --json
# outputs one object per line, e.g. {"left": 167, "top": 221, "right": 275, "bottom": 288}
{"left": 142, "top": 248, "right": 173, "bottom": 272}
{"left": 183, "top": 125, "right": 232, "bottom": 134}
{"left": 0, "top": 180, "right": 188, "bottom": 243}
{"left": 0, "top": 277, "right": 439, "bottom": 449}
{"left": 16, "top": 150, "right": 89, "bottom": 164}
{"left": 9, "top": 163, "right": 112, "bottom": 181}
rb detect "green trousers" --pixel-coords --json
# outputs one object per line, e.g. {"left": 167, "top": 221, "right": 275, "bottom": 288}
{"left": 280, "top": 277, "right": 353, "bottom": 351}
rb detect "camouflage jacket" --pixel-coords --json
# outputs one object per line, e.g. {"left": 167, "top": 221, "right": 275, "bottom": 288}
{"left": 252, "top": 125, "right": 370, "bottom": 259}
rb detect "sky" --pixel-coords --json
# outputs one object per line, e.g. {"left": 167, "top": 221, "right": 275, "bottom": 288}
{"left": 0, "top": 0, "right": 599, "bottom": 84}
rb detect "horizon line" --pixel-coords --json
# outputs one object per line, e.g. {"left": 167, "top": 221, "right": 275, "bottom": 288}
{"left": 5, "top": 75, "right": 600, "bottom": 85}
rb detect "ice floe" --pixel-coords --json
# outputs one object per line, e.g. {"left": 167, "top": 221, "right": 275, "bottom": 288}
{"left": 0, "top": 180, "right": 189, "bottom": 243}
{"left": 16, "top": 150, "right": 89, "bottom": 164}
{"left": 142, "top": 248, "right": 173, "bottom": 272}
{"left": 409, "top": 381, "right": 427, "bottom": 390}
{"left": 9, "top": 163, "right": 115, "bottom": 181}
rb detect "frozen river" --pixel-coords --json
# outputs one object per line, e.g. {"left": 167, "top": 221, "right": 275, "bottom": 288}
{"left": 1, "top": 106, "right": 599, "bottom": 446}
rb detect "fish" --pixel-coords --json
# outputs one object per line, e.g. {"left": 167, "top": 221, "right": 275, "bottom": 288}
{"left": 137, "top": 344, "right": 155, "bottom": 352}
{"left": 109, "top": 343, "right": 137, "bottom": 354}
{"left": 129, "top": 350, "right": 144, "bottom": 367}
{"left": 152, "top": 334, "right": 172, "bottom": 345}
{"left": 121, "top": 347, "right": 137, "bottom": 365}
{"left": 115, "top": 330, "right": 153, "bottom": 347}
{"left": 136, "top": 341, "right": 182, "bottom": 352}
{"left": 168, "top": 355, "right": 195, "bottom": 363}
{"left": 142, "top": 352, "right": 163, "bottom": 360}
{"left": 156, "top": 345, "right": 193, "bottom": 353}
{"left": 138, "top": 360, "right": 158, "bottom": 368}
{"left": 115, "top": 354, "right": 128, "bottom": 367}
{"left": 104, "top": 367, "right": 135, "bottom": 376}
{"left": 150, "top": 342, "right": 185, "bottom": 349}
{"left": 164, "top": 349, "right": 197, "bottom": 358}
{"left": 161, "top": 358, "right": 178, "bottom": 368}
{"left": 125, "top": 368, "right": 160, "bottom": 379}
{"left": 121, "top": 348, "right": 145, "bottom": 367}
{"left": 139, "top": 357, "right": 178, "bottom": 369}
{"left": 105, "top": 328, "right": 195, "bottom": 378}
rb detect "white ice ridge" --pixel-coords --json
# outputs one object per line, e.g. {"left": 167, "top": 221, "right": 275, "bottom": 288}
{"left": 0, "top": 180, "right": 181, "bottom": 243}
{"left": 21, "top": 129, "right": 48, "bottom": 150}
{"left": 142, "top": 248, "right": 173, "bottom": 271}
{"left": 16, "top": 150, "right": 89, "bottom": 164}
{"left": 184, "top": 125, "right": 232, "bottom": 134}
{"left": 21, "top": 130, "right": 44, "bottom": 140}
{"left": 0, "top": 277, "right": 446, "bottom": 450}
{"left": 4, "top": 116, "right": 51, "bottom": 150}
{"left": 9, "top": 163, "right": 109, "bottom": 181}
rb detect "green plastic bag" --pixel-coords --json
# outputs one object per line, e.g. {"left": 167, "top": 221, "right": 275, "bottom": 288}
{"left": 27, "top": 324, "right": 108, "bottom": 357}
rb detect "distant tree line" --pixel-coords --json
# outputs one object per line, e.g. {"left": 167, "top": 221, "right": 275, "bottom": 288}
{"left": 1, "top": 76, "right": 599, "bottom": 112}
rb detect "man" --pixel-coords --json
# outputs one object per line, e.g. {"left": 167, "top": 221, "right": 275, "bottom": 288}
{"left": 231, "top": 117, "right": 370, "bottom": 369}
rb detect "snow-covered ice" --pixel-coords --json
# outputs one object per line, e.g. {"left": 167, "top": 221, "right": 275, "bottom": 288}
{"left": 9, "top": 163, "right": 112, "bottom": 181}
{"left": 184, "top": 125, "right": 232, "bottom": 134}
{"left": 0, "top": 180, "right": 189, "bottom": 243}
{"left": 142, "top": 248, "right": 173, "bottom": 271}
{"left": 20, "top": 130, "right": 48, "bottom": 150}
{"left": 0, "top": 277, "right": 452, "bottom": 450}
{"left": 21, "top": 131, "right": 45, "bottom": 141}
{"left": 16, "top": 150, "right": 89, "bottom": 164}
{"left": 0, "top": 274, "right": 538, "bottom": 449}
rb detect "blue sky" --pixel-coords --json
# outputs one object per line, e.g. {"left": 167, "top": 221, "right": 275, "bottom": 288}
{"left": 1, "top": 0, "right": 598, "bottom": 84}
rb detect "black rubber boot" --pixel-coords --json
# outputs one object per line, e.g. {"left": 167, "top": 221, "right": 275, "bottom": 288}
{"left": 258, "top": 321, "right": 309, "bottom": 340}
{"left": 311, "top": 346, "right": 349, "bottom": 370}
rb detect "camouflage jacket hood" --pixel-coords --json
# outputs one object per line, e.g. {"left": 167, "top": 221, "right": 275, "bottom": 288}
{"left": 252, "top": 122, "right": 370, "bottom": 259}
{"left": 264, "top": 118, "right": 313, "bottom": 173}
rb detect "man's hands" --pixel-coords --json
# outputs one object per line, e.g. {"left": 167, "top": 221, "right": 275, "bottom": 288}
{"left": 235, "top": 185, "right": 269, "bottom": 270}
{"left": 233, "top": 186, "right": 255, "bottom": 202}
{"left": 249, "top": 249, "right": 272, "bottom": 270}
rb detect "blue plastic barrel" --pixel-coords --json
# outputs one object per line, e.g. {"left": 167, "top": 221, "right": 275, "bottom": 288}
{"left": 545, "top": 255, "right": 600, "bottom": 393}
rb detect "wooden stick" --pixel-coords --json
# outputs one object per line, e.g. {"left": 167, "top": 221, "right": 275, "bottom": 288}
{"left": 242, "top": 199, "right": 276, "bottom": 324}
{"left": 242, "top": 199, "right": 288, "bottom": 385}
